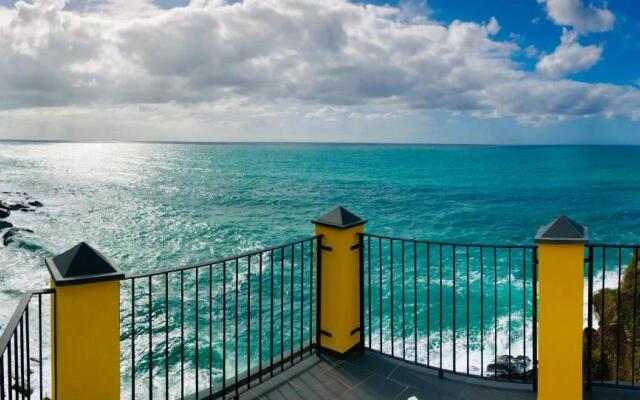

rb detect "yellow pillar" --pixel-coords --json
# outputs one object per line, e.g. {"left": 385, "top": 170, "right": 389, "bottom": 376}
{"left": 535, "top": 216, "right": 588, "bottom": 400}
{"left": 313, "top": 206, "right": 366, "bottom": 355}
{"left": 46, "top": 242, "right": 124, "bottom": 400}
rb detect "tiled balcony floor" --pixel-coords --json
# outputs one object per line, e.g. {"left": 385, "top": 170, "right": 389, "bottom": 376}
{"left": 239, "top": 350, "right": 638, "bottom": 400}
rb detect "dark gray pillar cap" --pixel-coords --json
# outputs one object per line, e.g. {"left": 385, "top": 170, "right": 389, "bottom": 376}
{"left": 534, "top": 215, "right": 588, "bottom": 244}
{"left": 312, "top": 206, "right": 367, "bottom": 230}
{"left": 46, "top": 242, "right": 124, "bottom": 286}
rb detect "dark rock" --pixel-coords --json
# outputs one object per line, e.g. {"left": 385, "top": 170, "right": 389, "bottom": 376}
{"left": 0, "top": 207, "right": 9, "bottom": 218}
{"left": 7, "top": 203, "right": 28, "bottom": 211}
{"left": 28, "top": 200, "right": 43, "bottom": 207}
{"left": 486, "top": 355, "right": 531, "bottom": 379}
{"left": 19, "top": 208, "right": 34, "bottom": 212}
{"left": 0, "top": 201, "right": 29, "bottom": 211}
{"left": 2, "top": 228, "right": 34, "bottom": 246}
{"left": 0, "top": 220, "right": 13, "bottom": 230}
{"left": 11, "top": 381, "right": 33, "bottom": 397}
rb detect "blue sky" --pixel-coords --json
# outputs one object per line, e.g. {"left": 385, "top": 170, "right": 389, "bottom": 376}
{"left": 410, "top": 0, "right": 640, "bottom": 85}
{"left": 0, "top": 0, "right": 638, "bottom": 143}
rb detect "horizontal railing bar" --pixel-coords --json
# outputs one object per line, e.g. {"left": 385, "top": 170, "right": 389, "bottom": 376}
{"left": 587, "top": 244, "right": 640, "bottom": 249}
{"left": 125, "top": 235, "right": 321, "bottom": 279}
{"left": 364, "top": 347, "right": 532, "bottom": 385}
{"left": 360, "top": 232, "right": 536, "bottom": 249}
{"left": 590, "top": 381, "right": 640, "bottom": 391}
{"left": 0, "top": 288, "right": 54, "bottom": 354}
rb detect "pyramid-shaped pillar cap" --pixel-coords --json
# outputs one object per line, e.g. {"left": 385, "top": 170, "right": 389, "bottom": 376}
{"left": 312, "top": 206, "right": 367, "bottom": 230}
{"left": 535, "top": 215, "right": 588, "bottom": 244}
{"left": 46, "top": 242, "right": 124, "bottom": 286}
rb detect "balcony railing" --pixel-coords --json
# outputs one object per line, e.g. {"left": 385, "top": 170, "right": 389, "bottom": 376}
{"left": 1, "top": 209, "right": 639, "bottom": 399}
{"left": 122, "top": 236, "right": 320, "bottom": 399}
{"left": 359, "top": 233, "right": 538, "bottom": 387}
{"left": 0, "top": 288, "right": 55, "bottom": 400}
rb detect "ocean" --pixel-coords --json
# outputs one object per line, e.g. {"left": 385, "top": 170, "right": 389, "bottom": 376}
{"left": 1, "top": 142, "right": 639, "bottom": 397}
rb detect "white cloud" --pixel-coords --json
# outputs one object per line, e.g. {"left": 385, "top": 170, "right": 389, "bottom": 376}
{"left": 0, "top": 0, "right": 638, "bottom": 141}
{"left": 486, "top": 16, "right": 500, "bottom": 35}
{"left": 538, "top": 0, "right": 614, "bottom": 34}
{"left": 524, "top": 45, "right": 539, "bottom": 58}
{"left": 536, "top": 28, "right": 602, "bottom": 77}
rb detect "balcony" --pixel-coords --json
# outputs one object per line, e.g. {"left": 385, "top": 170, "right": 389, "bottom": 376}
{"left": 1, "top": 208, "right": 639, "bottom": 399}
{"left": 241, "top": 351, "right": 634, "bottom": 400}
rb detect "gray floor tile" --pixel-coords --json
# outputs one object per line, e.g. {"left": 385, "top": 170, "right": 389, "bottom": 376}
{"left": 242, "top": 351, "right": 640, "bottom": 400}
{"left": 271, "top": 356, "right": 333, "bottom": 382}
{"left": 341, "top": 375, "right": 407, "bottom": 400}
{"left": 247, "top": 374, "right": 301, "bottom": 399}
{"left": 317, "top": 351, "right": 346, "bottom": 368}
{"left": 288, "top": 367, "right": 352, "bottom": 399}
{"left": 239, "top": 389, "right": 261, "bottom": 400}
{"left": 343, "top": 352, "right": 400, "bottom": 378}
{"left": 586, "top": 386, "right": 640, "bottom": 400}
{"left": 395, "top": 386, "right": 456, "bottom": 400}
{"left": 388, "top": 365, "right": 464, "bottom": 398}
{"left": 323, "top": 360, "right": 375, "bottom": 388}
{"left": 458, "top": 384, "right": 535, "bottom": 400}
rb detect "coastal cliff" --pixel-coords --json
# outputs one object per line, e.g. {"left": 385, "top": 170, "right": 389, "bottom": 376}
{"left": 585, "top": 250, "right": 640, "bottom": 384}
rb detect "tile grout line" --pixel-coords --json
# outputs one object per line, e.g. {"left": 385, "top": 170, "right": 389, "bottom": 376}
{"left": 321, "top": 359, "right": 375, "bottom": 390}
{"left": 284, "top": 358, "right": 352, "bottom": 396}
{"left": 347, "top": 372, "right": 409, "bottom": 400}
{"left": 344, "top": 372, "right": 375, "bottom": 393}
{"left": 392, "top": 385, "right": 411, "bottom": 400}
{"left": 251, "top": 357, "right": 321, "bottom": 399}
{"left": 386, "top": 364, "right": 399, "bottom": 379}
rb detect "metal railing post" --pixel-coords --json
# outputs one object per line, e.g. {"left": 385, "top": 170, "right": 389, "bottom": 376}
{"left": 316, "top": 235, "right": 323, "bottom": 354}
{"left": 312, "top": 206, "right": 367, "bottom": 356}
{"left": 532, "top": 248, "right": 538, "bottom": 391}
{"left": 358, "top": 232, "right": 365, "bottom": 353}
{"left": 46, "top": 242, "right": 124, "bottom": 400}
{"left": 534, "top": 216, "right": 588, "bottom": 400}
{"left": 586, "top": 246, "right": 594, "bottom": 391}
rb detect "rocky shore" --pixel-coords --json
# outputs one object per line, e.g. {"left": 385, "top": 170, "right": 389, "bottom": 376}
{"left": 584, "top": 250, "right": 640, "bottom": 385}
{"left": 486, "top": 354, "right": 534, "bottom": 382}
{"left": 0, "top": 192, "right": 42, "bottom": 246}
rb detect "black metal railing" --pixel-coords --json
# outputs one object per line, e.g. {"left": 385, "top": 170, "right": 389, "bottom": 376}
{"left": 585, "top": 244, "right": 640, "bottom": 390}
{"left": 0, "top": 288, "right": 56, "bottom": 400}
{"left": 123, "top": 235, "right": 320, "bottom": 399}
{"left": 358, "top": 233, "right": 537, "bottom": 387}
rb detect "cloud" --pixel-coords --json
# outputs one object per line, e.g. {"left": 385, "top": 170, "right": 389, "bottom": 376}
{"left": 538, "top": 0, "right": 614, "bottom": 34}
{"left": 536, "top": 28, "right": 602, "bottom": 77}
{"left": 0, "top": 0, "right": 638, "bottom": 141}
{"left": 524, "top": 45, "right": 539, "bottom": 58}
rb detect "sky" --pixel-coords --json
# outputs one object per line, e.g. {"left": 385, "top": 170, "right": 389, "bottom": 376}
{"left": 0, "top": 0, "right": 638, "bottom": 144}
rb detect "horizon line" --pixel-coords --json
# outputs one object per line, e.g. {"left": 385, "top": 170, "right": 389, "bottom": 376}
{"left": 2, "top": 139, "right": 640, "bottom": 146}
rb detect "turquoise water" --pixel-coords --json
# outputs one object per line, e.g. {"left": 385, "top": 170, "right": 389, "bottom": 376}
{"left": 1, "top": 142, "right": 640, "bottom": 397}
